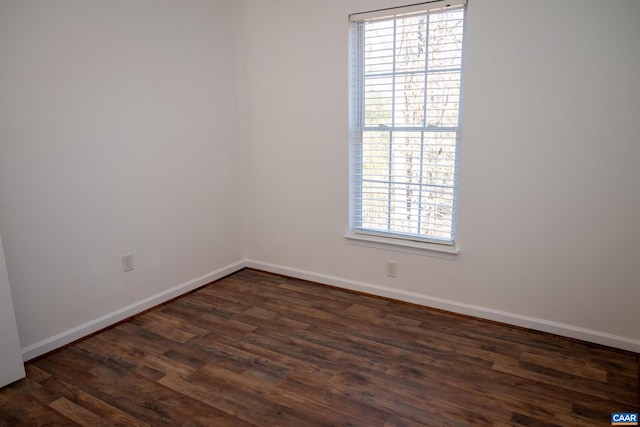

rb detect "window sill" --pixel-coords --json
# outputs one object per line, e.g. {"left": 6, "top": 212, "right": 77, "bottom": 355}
{"left": 343, "top": 232, "right": 459, "bottom": 259}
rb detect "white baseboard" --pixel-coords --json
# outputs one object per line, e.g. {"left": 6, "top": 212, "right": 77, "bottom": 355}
{"left": 244, "top": 259, "right": 640, "bottom": 353}
{"left": 21, "top": 260, "right": 246, "bottom": 361}
{"left": 23, "top": 258, "right": 639, "bottom": 361}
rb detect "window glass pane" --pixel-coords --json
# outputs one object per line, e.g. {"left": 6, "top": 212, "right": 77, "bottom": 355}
{"left": 428, "top": 9, "right": 465, "bottom": 70}
{"left": 364, "top": 21, "right": 394, "bottom": 75}
{"left": 364, "top": 76, "right": 393, "bottom": 126}
{"left": 426, "top": 71, "right": 460, "bottom": 127}
{"left": 395, "top": 17, "right": 426, "bottom": 74}
{"left": 393, "top": 73, "right": 426, "bottom": 127}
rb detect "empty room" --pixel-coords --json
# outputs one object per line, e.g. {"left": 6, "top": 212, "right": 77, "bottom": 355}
{"left": 0, "top": 0, "right": 638, "bottom": 425}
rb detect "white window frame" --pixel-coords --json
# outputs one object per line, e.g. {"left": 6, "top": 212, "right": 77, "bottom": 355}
{"left": 346, "top": 0, "right": 466, "bottom": 256}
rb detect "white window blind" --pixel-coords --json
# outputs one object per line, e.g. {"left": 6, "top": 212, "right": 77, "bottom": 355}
{"left": 349, "top": 1, "right": 466, "bottom": 246}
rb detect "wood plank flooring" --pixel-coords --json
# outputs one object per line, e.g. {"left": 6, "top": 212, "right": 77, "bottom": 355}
{"left": 1, "top": 268, "right": 638, "bottom": 426}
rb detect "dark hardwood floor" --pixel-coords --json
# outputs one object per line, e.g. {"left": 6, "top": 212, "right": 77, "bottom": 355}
{"left": 1, "top": 268, "right": 638, "bottom": 426}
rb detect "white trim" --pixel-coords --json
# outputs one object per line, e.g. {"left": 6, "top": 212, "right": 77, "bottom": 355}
{"left": 344, "top": 232, "right": 459, "bottom": 259}
{"left": 23, "top": 258, "right": 640, "bottom": 360}
{"left": 244, "top": 259, "right": 640, "bottom": 353}
{"left": 350, "top": 0, "right": 467, "bottom": 22}
{"left": 21, "top": 260, "right": 246, "bottom": 361}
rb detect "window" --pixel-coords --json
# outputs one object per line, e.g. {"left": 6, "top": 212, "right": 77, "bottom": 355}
{"left": 349, "top": 1, "right": 466, "bottom": 250}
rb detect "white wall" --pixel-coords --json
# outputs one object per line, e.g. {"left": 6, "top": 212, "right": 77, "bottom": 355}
{"left": 235, "top": 0, "right": 640, "bottom": 350}
{"left": 0, "top": 0, "right": 244, "bottom": 358}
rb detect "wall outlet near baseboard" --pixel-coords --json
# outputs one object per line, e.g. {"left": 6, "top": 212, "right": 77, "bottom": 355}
{"left": 386, "top": 260, "right": 397, "bottom": 278}
{"left": 122, "top": 254, "right": 134, "bottom": 272}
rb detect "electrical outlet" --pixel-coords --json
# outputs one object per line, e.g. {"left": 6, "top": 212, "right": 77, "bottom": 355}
{"left": 386, "top": 260, "right": 397, "bottom": 278}
{"left": 122, "top": 254, "right": 133, "bottom": 272}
